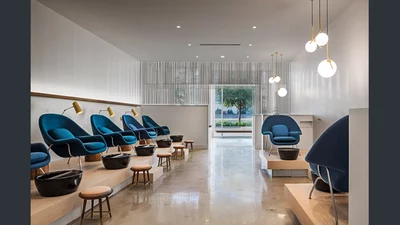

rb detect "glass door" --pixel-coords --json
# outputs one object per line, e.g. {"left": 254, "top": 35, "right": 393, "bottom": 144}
{"left": 211, "top": 85, "right": 255, "bottom": 138}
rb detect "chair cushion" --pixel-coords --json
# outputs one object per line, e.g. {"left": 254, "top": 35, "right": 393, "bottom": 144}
{"left": 48, "top": 128, "right": 75, "bottom": 140}
{"left": 148, "top": 131, "right": 157, "bottom": 137}
{"left": 31, "top": 152, "right": 48, "bottom": 164}
{"left": 272, "top": 125, "right": 289, "bottom": 137}
{"left": 123, "top": 135, "right": 136, "bottom": 142}
{"left": 98, "top": 127, "right": 113, "bottom": 134}
{"left": 83, "top": 142, "right": 106, "bottom": 150}
{"left": 128, "top": 124, "right": 137, "bottom": 130}
{"left": 273, "top": 136, "right": 297, "bottom": 142}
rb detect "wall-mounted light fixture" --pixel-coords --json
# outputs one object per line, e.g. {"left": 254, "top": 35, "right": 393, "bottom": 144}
{"left": 99, "top": 106, "right": 115, "bottom": 117}
{"left": 62, "top": 101, "right": 83, "bottom": 115}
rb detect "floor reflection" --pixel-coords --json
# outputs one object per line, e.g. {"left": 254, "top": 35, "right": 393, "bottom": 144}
{"left": 69, "top": 138, "right": 309, "bottom": 225}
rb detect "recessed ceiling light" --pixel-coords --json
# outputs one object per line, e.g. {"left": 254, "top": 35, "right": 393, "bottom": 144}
{"left": 188, "top": 44, "right": 191, "bottom": 46}
{"left": 196, "top": 56, "right": 199, "bottom": 58}
{"left": 176, "top": 25, "right": 181, "bottom": 28}
{"left": 253, "top": 26, "right": 257, "bottom": 29}
{"left": 246, "top": 56, "right": 250, "bottom": 58}
{"left": 249, "top": 44, "right": 252, "bottom": 47}
{"left": 221, "top": 56, "right": 225, "bottom": 58}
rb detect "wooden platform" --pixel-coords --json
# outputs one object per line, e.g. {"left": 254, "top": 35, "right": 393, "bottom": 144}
{"left": 259, "top": 149, "right": 311, "bottom": 177}
{"left": 31, "top": 142, "right": 189, "bottom": 225}
{"left": 284, "top": 184, "right": 348, "bottom": 225}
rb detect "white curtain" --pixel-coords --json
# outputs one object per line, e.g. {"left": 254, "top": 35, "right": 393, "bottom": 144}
{"left": 140, "top": 62, "right": 291, "bottom": 114}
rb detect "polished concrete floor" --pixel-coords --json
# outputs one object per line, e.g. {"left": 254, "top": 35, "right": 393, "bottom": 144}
{"left": 70, "top": 138, "right": 310, "bottom": 225}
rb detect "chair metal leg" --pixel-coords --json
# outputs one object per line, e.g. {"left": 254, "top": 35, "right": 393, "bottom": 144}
{"left": 39, "top": 168, "right": 45, "bottom": 174}
{"left": 67, "top": 157, "right": 71, "bottom": 164}
{"left": 326, "top": 168, "right": 339, "bottom": 225}
{"left": 308, "top": 176, "right": 322, "bottom": 199}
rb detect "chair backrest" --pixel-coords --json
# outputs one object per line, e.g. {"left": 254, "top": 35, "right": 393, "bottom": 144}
{"left": 271, "top": 124, "right": 289, "bottom": 137}
{"left": 142, "top": 115, "right": 160, "bottom": 128}
{"left": 122, "top": 115, "right": 145, "bottom": 131}
{"left": 90, "top": 114, "right": 122, "bottom": 135}
{"left": 261, "top": 115, "right": 301, "bottom": 134}
{"left": 305, "top": 115, "right": 349, "bottom": 172}
{"left": 39, "top": 114, "right": 89, "bottom": 146}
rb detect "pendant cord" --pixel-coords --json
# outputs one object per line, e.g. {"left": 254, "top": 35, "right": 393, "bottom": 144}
{"left": 318, "top": 0, "right": 321, "bottom": 33}
{"left": 326, "top": 0, "right": 329, "bottom": 35}
{"left": 275, "top": 52, "right": 278, "bottom": 78}
{"left": 311, "top": 0, "right": 314, "bottom": 40}
{"left": 271, "top": 54, "right": 274, "bottom": 77}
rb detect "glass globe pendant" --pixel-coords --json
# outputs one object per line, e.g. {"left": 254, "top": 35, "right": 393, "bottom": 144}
{"left": 318, "top": 58, "right": 336, "bottom": 78}
{"left": 273, "top": 76, "right": 281, "bottom": 83}
{"left": 268, "top": 77, "right": 275, "bottom": 84}
{"left": 277, "top": 87, "right": 287, "bottom": 97}
{"left": 315, "top": 32, "right": 328, "bottom": 46}
{"left": 305, "top": 40, "right": 317, "bottom": 52}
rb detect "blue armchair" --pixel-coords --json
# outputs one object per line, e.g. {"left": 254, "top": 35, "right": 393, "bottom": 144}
{"left": 39, "top": 113, "right": 107, "bottom": 169}
{"left": 31, "top": 143, "right": 51, "bottom": 172}
{"left": 90, "top": 114, "right": 137, "bottom": 152}
{"left": 122, "top": 115, "right": 157, "bottom": 141}
{"left": 142, "top": 115, "right": 171, "bottom": 136}
{"left": 261, "top": 115, "right": 302, "bottom": 155}
{"left": 305, "top": 115, "right": 349, "bottom": 225}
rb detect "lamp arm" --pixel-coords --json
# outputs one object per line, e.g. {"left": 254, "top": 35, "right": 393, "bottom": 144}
{"left": 62, "top": 106, "right": 74, "bottom": 115}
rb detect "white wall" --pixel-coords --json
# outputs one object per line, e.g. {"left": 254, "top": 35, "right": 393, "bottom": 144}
{"left": 141, "top": 106, "right": 209, "bottom": 150}
{"left": 349, "top": 108, "right": 368, "bottom": 225}
{"left": 31, "top": 96, "right": 141, "bottom": 161}
{"left": 290, "top": 0, "right": 368, "bottom": 139}
{"left": 31, "top": 0, "right": 141, "bottom": 104}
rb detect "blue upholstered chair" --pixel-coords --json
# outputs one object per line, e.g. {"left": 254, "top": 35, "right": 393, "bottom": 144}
{"left": 261, "top": 115, "right": 302, "bottom": 155}
{"left": 142, "top": 115, "right": 171, "bottom": 136}
{"left": 39, "top": 113, "right": 107, "bottom": 169}
{"left": 122, "top": 115, "right": 157, "bottom": 141}
{"left": 305, "top": 115, "right": 349, "bottom": 225}
{"left": 31, "top": 143, "right": 51, "bottom": 172}
{"left": 90, "top": 114, "right": 137, "bottom": 152}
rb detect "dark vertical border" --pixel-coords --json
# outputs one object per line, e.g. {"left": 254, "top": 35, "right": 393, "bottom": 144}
{"left": 0, "top": 0, "right": 30, "bottom": 224}
{"left": 370, "top": 0, "right": 400, "bottom": 224}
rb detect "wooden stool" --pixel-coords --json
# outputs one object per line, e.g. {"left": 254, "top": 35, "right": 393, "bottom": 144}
{"left": 172, "top": 145, "right": 185, "bottom": 159}
{"left": 184, "top": 140, "right": 194, "bottom": 151}
{"left": 79, "top": 186, "right": 113, "bottom": 222}
{"left": 130, "top": 164, "right": 152, "bottom": 188}
{"left": 157, "top": 153, "right": 172, "bottom": 170}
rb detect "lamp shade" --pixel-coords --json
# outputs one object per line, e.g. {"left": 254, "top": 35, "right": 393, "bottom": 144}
{"left": 277, "top": 87, "right": 288, "bottom": 97}
{"left": 131, "top": 108, "right": 139, "bottom": 117}
{"left": 273, "top": 76, "right": 281, "bottom": 83}
{"left": 72, "top": 101, "right": 83, "bottom": 114}
{"left": 315, "top": 32, "right": 329, "bottom": 46}
{"left": 318, "top": 59, "right": 337, "bottom": 78}
{"left": 107, "top": 107, "right": 115, "bottom": 117}
{"left": 305, "top": 40, "right": 317, "bottom": 53}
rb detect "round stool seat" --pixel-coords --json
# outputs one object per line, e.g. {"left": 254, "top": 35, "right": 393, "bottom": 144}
{"left": 79, "top": 186, "right": 113, "bottom": 199}
{"left": 184, "top": 140, "right": 194, "bottom": 143}
{"left": 130, "top": 164, "right": 152, "bottom": 171}
{"left": 157, "top": 153, "right": 172, "bottom": 157}
{"left": 173, "top": 145, "right": 185, "bottom": 149}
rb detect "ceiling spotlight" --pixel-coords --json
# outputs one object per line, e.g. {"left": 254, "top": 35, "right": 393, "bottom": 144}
{"left": 188, "top": 44, "right": 191, "bottom": 46}
{"left": 221, "top": 56, "right": 225, "bottom": 58}
{"left": 253, "top": 26, "right": 257, "bottom": 29}
{"left": 176, "top": 25, "right": 181, "bottom": 28}
{"left": 196, "top": 56, "right": 199, "bottom": 58}
{"left": 249, "top": 44, "right": 252, "bottom": 47}
{"left": 246, "top": 56, "right": 250, "bottom": 58}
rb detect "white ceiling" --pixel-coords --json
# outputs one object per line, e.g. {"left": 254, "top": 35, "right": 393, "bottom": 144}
{"left": 38, "top": 0, "right": 353, "bottom": 62}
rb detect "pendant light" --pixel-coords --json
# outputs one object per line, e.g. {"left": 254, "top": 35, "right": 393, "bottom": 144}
{"left": 315, "top": 0, "right": 329, "bottom": 46}
{"left": 277, "top": 54, "right": 287, "bottom": 97}
{"left": 269, "top": 54, "right": 275, "bottom": 83}
{"left": 318, "top": 0, "right": 337, "bottom": 77}
{"left": 305, "top": 0, "right": 317, "bottom": 53}
{"left": 273, "top": 52, "right": 281, "bottom": 83}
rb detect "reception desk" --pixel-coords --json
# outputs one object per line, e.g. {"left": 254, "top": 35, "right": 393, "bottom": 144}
{"left": 252, "top": 114, "right": 314, "bottom": 151}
